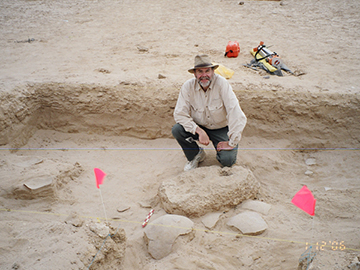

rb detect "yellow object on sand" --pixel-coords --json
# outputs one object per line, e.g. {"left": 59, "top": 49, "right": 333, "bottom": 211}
{"left": 214, "top": 63, "right": 234, "bottom": 79}
{"left": 250, "top": 48, "right": 278, "bottom": 73}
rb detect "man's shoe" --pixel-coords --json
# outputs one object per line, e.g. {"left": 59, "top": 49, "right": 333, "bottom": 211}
{"left": 184, "top": 148, "right": 206, "bottom": 171}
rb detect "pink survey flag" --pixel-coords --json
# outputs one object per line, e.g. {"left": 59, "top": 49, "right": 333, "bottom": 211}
{"left": 291, "top": 185, "right": 316, "bottom": 216}
{"left": 94, "top": 168, "right": 106, "bottom": 189}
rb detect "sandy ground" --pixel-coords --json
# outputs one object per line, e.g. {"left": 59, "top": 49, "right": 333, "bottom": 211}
{"left": 1, "top": 0, "right": 360, "bottom": 269}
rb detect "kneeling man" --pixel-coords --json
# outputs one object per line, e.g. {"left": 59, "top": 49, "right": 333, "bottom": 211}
{"left": 172, "top": 54, "right": 247, "bottom": 171}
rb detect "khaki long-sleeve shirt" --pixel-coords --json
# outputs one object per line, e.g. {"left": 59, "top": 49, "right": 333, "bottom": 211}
{"left": 174, "top": 73, "right": 247, "bottom": 147}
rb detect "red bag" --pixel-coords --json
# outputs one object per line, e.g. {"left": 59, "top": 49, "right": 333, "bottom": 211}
{"left": 224, "top": 41, "right": 240, "bottom": 58}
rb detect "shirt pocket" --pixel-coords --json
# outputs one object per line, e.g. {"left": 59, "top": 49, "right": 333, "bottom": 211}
{"left": 190, "top": 105, "right": 205, "bottom": 125}
{"left": 208, "top": 99, "right": 227, "bottom": 123}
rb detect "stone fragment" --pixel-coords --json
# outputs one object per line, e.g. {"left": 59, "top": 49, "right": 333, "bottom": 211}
{"left": 227, "top": 211, "right": 268, "bottom": 235}
{"left": 158, "top": 166, "right": 260, "bottom": 217}
{"left": 96, "top": 68, "right": 111, "bottom": 74}
{"left": 144, "top": 214, "right": 194, "bottom": 260}
{"left": 117, "top": 204, "right": 130, "bottom": 212}
{"left": 305, "top": 158, "right": 316, "bottom": 166}
{"left": 24, "top": 177, "right": 53, "bottom": 191}
{"left": 201, "top": 211, "right": 223, "bottom": 229}
{"left": 305, "top": 170, "right": 313, "bottom": 176}
{"left": 139, "top": 200, "right": 152, "bottom": 208}
{"left": 137, "top": 46, "right": 149, "bottom": 52}
{"left": 158, "top": 74, "right": 166, "bottom": 79}
{"left": 240, "top": 200, "right": 271, "bottom": 215}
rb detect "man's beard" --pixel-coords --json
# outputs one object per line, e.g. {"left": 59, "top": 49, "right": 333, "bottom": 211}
{"left": 198, "top": 76, "right": 211, "bottom": 88}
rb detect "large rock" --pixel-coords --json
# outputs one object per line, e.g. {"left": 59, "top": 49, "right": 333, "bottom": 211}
{"left": 158, "top": 166, "right": 260, "bottom": 217}
{"left": 144, "top": 214, "right": 194, "bottom": 260}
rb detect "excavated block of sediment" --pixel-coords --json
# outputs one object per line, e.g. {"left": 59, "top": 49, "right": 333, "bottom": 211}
{"left": 158, "top": 166, "right": 260, "bottom": 217}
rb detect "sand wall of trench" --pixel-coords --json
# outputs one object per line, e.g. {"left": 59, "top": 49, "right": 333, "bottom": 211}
{"left": 0, "top": 82, "right": 359, "bottom": 148}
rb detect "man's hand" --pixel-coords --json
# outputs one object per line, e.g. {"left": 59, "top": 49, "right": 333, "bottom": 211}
{"left": 196, "top": 127, "right": 210, "bottom": 146}
{"left": 217, "top": 141, "right": 234, "bottom": 151}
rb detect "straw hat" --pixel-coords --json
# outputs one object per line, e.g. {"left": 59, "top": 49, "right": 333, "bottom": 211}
{"left": 188, "top": 55, "right": 219, "bottom": 73}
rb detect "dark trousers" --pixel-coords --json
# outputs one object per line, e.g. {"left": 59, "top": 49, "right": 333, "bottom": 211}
{"left": 171, "top": 123, "right": 238, "bottom": 167}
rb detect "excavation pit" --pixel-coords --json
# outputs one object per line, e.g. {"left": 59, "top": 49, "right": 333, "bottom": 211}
{"left": 1, "top": 82, "right": 360, "bottom": 269}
